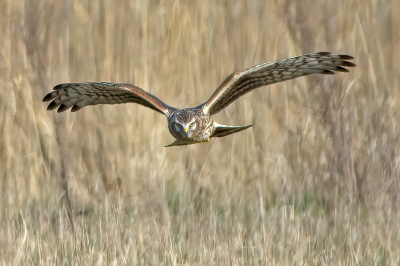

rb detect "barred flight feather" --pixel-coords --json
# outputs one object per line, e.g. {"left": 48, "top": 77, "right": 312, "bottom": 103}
{"left": 202, "top": 52, "right": 355, "bottom": 115}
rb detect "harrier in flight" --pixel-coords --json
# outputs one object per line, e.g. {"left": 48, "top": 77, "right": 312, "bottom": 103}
{"left": 44, "top": 52, "right": 355, "bottom": 147}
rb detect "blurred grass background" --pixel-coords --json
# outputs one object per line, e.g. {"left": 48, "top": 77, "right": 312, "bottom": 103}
{"left": 1, "top": 0, "right": 399, "bottom": 264}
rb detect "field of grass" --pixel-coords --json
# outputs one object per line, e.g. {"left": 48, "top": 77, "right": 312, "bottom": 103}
{"left": 1, "top": 0, "right": 399, "bottom": 264}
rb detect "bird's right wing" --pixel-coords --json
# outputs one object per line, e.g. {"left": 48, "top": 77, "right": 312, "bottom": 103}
{"left": 43, "top": 82, "right": 177, "bottom": 116}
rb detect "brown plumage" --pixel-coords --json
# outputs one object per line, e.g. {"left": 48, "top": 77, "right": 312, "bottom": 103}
{"left": 43, "top": 52, "right": 355, "bottom": 147}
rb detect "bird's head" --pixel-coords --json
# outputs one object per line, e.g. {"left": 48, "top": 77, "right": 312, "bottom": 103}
{"left": 169, "top": 109, "right": 199, "bottom": 139}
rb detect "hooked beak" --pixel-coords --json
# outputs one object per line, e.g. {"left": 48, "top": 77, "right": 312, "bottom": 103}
{"left": 183, "top": 126, "right": 190, "bottom": 138}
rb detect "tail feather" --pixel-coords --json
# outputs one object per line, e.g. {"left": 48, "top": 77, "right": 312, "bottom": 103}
{"left": 211, "top": 123, "right": 252, "bottom": 138}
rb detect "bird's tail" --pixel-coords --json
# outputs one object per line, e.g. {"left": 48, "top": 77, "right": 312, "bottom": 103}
{"left": 211, "top": 122, "right": 252, "bottom": 138}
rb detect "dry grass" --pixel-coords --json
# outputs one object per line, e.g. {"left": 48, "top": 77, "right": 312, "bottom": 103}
{"left": 1, "top": 0, "right": 399, "bottom": 264}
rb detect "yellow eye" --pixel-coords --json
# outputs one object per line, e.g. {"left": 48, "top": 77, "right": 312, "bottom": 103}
{"left": 189, "top": 122, "right": 196, "bottom": 128}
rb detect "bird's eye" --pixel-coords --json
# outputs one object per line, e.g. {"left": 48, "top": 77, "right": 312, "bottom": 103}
{"left": 174, "top": 123, "right": 182, "bottom": 131}
{"left": 189, "top": 122, "right": 196, "bottom": 128}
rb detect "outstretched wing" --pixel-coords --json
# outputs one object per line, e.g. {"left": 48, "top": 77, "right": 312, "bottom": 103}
{"left": 202, "top": 52, "right": 356, "bottom": 115}
{"left": 43, "top": 82, "right": 177, "bottom": 116}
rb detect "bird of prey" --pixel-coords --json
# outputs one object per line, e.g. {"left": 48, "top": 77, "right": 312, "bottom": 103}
{"left": 43, "top": 52, "right": 355, "bottom": 147}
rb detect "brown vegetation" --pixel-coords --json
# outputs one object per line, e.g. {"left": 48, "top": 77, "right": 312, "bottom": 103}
{"left": 0, "top": 0, "right": 399, "bottom": 264}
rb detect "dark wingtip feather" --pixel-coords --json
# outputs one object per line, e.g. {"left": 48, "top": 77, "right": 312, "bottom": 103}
{"left": 317, "top": 51, "right": 331, "bottom": 56}
{"left": 322, "top": 69, "right": 335, "bottom": 75}
{"left": 335, "top": 66, "right": 350, "bottom": 72}
{"left": 341, "top": 61, "right": 356, "bottom": 67}
{"left": 338, "top": 54, "right": 354, "bottom": 60}
{"left": 43, "top": 92, "right": 56, "bottom": 102}
{"left": 53, "top": 84, "right": 65, "bottom": 90}
{"left": 47, "top": 101, "right": 60, "bottom": 110}
{"left": 57, "top": 104, "right": 70, "bottom": 113}
{"left": 71, "top": 105, "right": 83, "bottom": 112}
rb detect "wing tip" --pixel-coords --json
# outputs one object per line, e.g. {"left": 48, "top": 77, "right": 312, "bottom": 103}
{"left": 335, "top": 66, "right": 350, "bottom": 73}
{"left": 43, "top": 83, "right": 66, "bottom": 102}
{"left": 47, "top": 101, "right": 60, "bottom": 111}
{"left": 57, "top": 104, "right": 70, "bottom": 113}
{"left": 338, "top": 54, "right": 355, "bottom": 60}
{"left": 321, "top": 69, "right": 336, "bottom": 75}
{"left": 53, "top": 84, "right": 65, "bottom": 90}
{"left": 42, "top": 92, "right": 54, "bottom": 102}
{"left": 342, "top": 60, "right": 356, "bottom": 67}
{"left": 71, "top": 105, "right": 83, "bottom": 112}
{"left": 46, "top": 102, "right": 82, "bottom": 113}
{"left": 43, "top": 90, "right": 61, "bottom": 102}
{"left": 316, "top": 51, "right": 331, "bottom": 56}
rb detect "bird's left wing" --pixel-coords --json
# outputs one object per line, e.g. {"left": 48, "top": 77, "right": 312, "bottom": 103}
{"left": 43, "top": 82, "right": 177, "bottom": 116}
{"left": 201, "top": 52, "right": 355, "bottom": 115}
